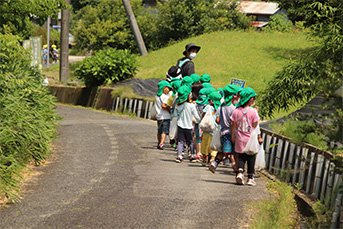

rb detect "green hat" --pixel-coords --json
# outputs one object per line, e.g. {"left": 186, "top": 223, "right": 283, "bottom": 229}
{"left": 157, "top": 80, "right": 172, "bottom": 96}
{"left": 170, "top": 78, "right": 181, "bottom": 96}
{"left": 196, "top": 88, "right": 216, "bottom": 105}
{"left": 190, "top": 73, "right": 200, "bottom": 84}
{"left": 223, "top": 84, "right": 243, "bottom": 106}
{"left": 235, "top": 87, "right": 257, "bottom": 108}
{"left": 208, "top": 91, "right": 222, "bottom": 110}
{"left": 176, "top": 85, "right": 192, "bottom": 103}
{"left": 202, "top": 82, "right": 214, "bottom": 89}
{"left": 181, "top": 76, "right": 193, "bottom": 87}
{"left": 200, "top": 74, "right": 211, "bottom": 83}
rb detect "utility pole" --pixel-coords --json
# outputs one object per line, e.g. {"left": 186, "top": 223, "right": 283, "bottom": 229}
{"left": 47, "top": 17, "right": 50, "bottom": 68}
{"left": 122, "top": 0, "right": 148, "bottom": 56}
{"left": 59, "top": 1, "right": 70, "bottom": 84}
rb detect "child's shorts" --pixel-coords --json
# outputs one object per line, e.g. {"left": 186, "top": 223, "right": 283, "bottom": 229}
{"left": 221, "top": 134, "right": 237, "bottom": 154}
{"left": 157, "top": 119, "right": 170, "bottom": 135}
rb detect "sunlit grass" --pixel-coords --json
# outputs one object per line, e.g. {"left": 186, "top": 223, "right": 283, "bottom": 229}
{"left": 137, "top": 30, "right": 315, "bottom": 119}
{"left": 137, "top": 30, "right": 315, "bottom": 93}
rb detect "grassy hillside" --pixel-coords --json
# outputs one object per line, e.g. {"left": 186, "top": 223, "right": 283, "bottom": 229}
{"left": 136, "top": 30, "right": 316, "bottom": 94}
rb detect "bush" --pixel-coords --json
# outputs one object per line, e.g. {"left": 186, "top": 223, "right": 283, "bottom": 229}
{"left": 0, "top": 33, "right": 59, "bottom": 200}
{"left": 264, "top": 13, "right": 294, "bottom": 32}
{"left": 73, "top": 48, "right": 138, "bottom": 87}
{"left": 270, "top": 119, "right": 328, "bottom": 150}
{"left": 33, "top": 25, "right": 61, "bottom": 47}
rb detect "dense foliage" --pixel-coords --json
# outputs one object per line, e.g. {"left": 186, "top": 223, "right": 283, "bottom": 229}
{"left": 0, "top": 33, "right": 59, "bottom": 200}
{"left": 73, "top": 48, "right": 138, "bottom": 87}
{"left": 263, "top": 13, "right": 294, "bottom": 32}
{"left": 0, "top": 0, "right": 69, "bottom": 39}
{"left": 260, "top": 1, "right": 343, "bottom": 144}
{"left": 71, "top": 0, "right": 251, "bottom": 53}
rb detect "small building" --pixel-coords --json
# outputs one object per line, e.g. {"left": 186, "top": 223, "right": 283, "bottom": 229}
{"left": 239, "top": 1, "right": 284, "bottom": 28}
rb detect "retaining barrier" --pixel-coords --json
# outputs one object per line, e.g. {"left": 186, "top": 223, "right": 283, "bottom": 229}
{"left": 260, "top": 128, "right": 342, "bottom": 228}
{"left": 50, "top": 85, "right": 343, "bottom": 227}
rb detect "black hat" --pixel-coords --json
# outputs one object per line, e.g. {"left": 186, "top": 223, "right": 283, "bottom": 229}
{"left": 183, "top": 43, "right": 201, "bottom": 56}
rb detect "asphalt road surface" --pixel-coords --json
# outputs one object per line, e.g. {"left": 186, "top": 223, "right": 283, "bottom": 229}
{"left": 0, "top": 105, "right": 269, "bottom": 228}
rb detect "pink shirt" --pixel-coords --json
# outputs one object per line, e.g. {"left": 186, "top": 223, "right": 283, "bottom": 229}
{"left": 231, "top": 107, "right": 259, "bottom": 153}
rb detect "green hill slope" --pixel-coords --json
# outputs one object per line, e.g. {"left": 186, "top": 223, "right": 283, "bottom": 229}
{"left": 136, "top": 30, "right": 315, "bottom": 94}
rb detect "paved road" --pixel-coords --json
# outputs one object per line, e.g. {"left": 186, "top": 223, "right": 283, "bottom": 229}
{"left": 0, "top": 105, "right": 269, "bottom": 228}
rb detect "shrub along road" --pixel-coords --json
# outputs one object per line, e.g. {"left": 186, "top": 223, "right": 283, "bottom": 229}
{"left": 0, "top": 105, "right": 269, "bottom": 228}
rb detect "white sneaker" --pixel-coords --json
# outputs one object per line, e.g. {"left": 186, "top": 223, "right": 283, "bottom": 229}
{"left": 236, "top": 173, "right": 244, "bottom": 185}
{"left": 247, "top": 178, "right": 256, "bottom": 186}
{"left": 209, "top": 162, "right": 218, "bottom": 174}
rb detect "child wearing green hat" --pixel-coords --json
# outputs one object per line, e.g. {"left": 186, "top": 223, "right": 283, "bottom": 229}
{"left": 209, "top": 85, "right": 242, "bottom": 174}
{"left": 191, "top": 82, "right": 204, "bottom": 160}
{"left": 200, "top": 74, "right": 211, "bottom": 84}
{"left": 174, "top": 86, "right": 201, "bottom": 162}
{"left": 200, "top": 91, "right": 222, "bottom": 166}
{"left": 155, "top": 80, "right": 172, "bottom": 150}
{"left": 231, "top": 87, "right": 259, "bottom": 186}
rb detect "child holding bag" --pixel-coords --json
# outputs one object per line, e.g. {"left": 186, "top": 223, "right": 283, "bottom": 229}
{"left": 231, "top": 87, "right": 259, "bottom": 186}
{"left": 200, "top": 91, "right": 222, "bottom": 166}
{"left": 209, "top": 84, "right": 242, "bottom": 173}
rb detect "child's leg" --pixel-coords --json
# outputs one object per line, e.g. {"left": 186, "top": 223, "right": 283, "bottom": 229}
{"left": 210, "top": 150, "right": 217, "bottom": 163}
{"left": 237, "top": 153, "right": 247, "bottom": 174}
{"left": 236, "top": 153, "right": 248, "bottom": 185}
{"left": 157, "top": 120, "right": 162, "bottom": 148}
{"left": 247, "top": 154, "right": 256, "bottom": 179}
{"left": 177, "top": 127, "right": 186, "bottom": 159}
{"left": 185, "top": 129, "right": 195, "bottom": 158}
{"left": 232, "top": 154, "right": 239, "bottom": 172}
{"left": 201, "top": 133, "right": 210, "bottom": 165}
{"left": 159, "top": 119, "right": 170, "bottom": 148}
{"left": 194, "top": 124, "right": 202, "bottom": 157}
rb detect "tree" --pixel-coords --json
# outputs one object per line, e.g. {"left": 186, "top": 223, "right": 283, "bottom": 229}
{"left": 259, "top": 1, "right": 343, "bottom": 144}
{"left": 0, "top": 0, "right": 70, "bottom": 39}
{"left": 71, "top": 0, "right": 251, "bottom": 53}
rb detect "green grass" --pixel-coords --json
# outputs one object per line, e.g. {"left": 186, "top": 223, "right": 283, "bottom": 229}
{"left": 137, "top": 30, "right": 315, "bottom": 94}
{"left": 137, "top": 30, "right": 316, "bottom": 118}
{"left": 250, "top": 180, "right": 298, "bottom": 228}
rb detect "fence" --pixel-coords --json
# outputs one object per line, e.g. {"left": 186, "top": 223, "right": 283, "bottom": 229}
{"left": 50, "top": 85, "right": 343, "bottom": 227}
{"left": 260, "top": 128, "right": 343, "bottom": 228}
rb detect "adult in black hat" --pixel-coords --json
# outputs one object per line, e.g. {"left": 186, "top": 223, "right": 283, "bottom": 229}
{"left": 176, "top": 43, "right": 201, "bottom": 78}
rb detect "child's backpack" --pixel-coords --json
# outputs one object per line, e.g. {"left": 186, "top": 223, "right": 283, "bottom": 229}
{"left": 166, "top": 59, "right": 190, "bottom": 82}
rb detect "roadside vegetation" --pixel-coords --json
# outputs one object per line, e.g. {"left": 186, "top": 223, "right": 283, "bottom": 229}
{"left": 0, "top": 33, "right": 60, "bottom": 201}
{"left": 250, "top": 180, "right": 298, "bottom": 228}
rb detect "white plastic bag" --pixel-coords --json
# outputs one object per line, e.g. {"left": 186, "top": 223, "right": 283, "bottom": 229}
{"left": 243, "top": 127, "right": 259, "bottom": 155}
{"left": 255, "top": 143, "right": 266, "bottom": 171}
{"left": 200, "top": 108, "right": 215, "bottom": 132}
{"left": 150, "top": 103, "right": 158, "bottom": 120}
{"left": 210, "top": 125, "right": 222, "bottom": 151}
{"left": 169, "top": 115, "right": 178, "bottom": 140}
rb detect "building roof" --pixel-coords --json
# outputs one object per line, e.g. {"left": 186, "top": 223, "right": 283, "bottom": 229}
{"left": 239, "top": 1, "right": 279, "bottom": 15}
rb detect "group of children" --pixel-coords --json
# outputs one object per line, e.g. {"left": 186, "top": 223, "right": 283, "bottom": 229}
{"left": 42, "top": 44, "right": 59, "bottom": 65}
{"left": 154, "top": 74, "right": 263, "bottom": 186}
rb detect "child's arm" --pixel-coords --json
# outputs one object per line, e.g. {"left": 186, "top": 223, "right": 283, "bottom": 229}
{"left": 258, "top": 134, "right": 263, "bottom": 144}
{"left": 161, "top": 103, "right": 171, "bottom": 113}
{"left": 216, "top": 116, "right": 220, "bottom": 125}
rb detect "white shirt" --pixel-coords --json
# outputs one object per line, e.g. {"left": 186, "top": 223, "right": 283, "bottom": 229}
{"left": 175, "top": 102, "right": 201, "bottom": 129}
{"left": 155, "top": 93, "right": 171, "bottom": 120}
